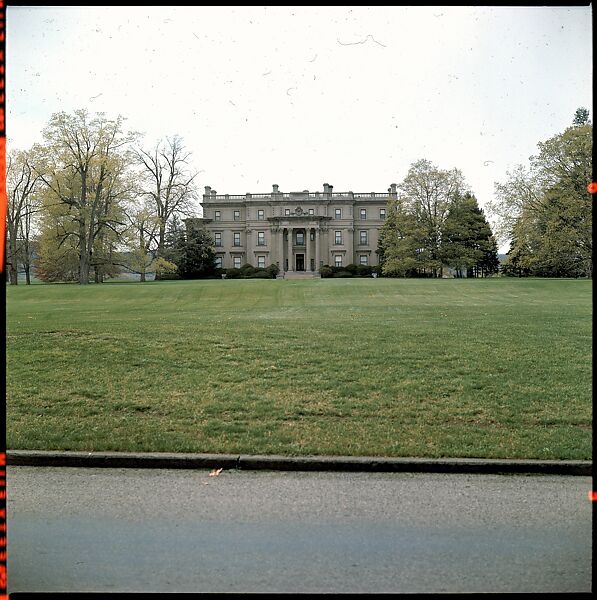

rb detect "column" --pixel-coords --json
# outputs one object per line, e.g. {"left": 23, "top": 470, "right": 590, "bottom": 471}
{"left": 306, "top": 228, "right": 311, "bottom": 271}
{"left": 347, "top": 227, "right": 354, "bottom": 265}
{"left": 279, "top": 228, "right": 284, "bottom": 269}
{"left": 315, "top": 227, "right": 320, "bottom": 272}
{"left": 287, "top": 227, "right": 293, "bottom": 272}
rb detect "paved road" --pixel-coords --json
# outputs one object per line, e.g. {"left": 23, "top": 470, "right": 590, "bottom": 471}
{"left": 6, "top": 466, "right": 592, "bottom": 593}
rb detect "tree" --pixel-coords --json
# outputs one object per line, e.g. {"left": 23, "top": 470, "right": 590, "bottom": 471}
{"left": 170, "top": 226, "right": 216, "bottom": 279}
{"left": 33, "top": 109, "right": 137, "bottom": 284}
{"left": 133, "top": 136, "right": 199, "bottom": 277}
{"left": 491, "top": 108, "right": 592, "bottom": 277}
{"left": 379, "top": 198, "right": 430, "bottom": 277}
{"left": 122, "top": 200, "right": 160, "bottom": 282}
{"left": 6, "top": 148, "right": 43, "bottom": 284}
{"left": 396, "top": 159, "right": 468, "bottom": 277}
{"left": 380, "top": 159, "right": 468, "bottom": 277}
{"left": 441, "top": 193, "right": 499, "bottom": 277}
{"left": 573, "top": 107, "right": 590, "bottom": 127}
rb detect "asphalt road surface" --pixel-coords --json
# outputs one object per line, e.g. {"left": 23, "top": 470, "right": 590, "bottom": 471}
{"left": 6, "top": 466, "right": 592, "bottom": 593}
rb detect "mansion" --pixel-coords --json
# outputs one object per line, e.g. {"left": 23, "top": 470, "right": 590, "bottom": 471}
{"left": 185, "top": 183, "right": 398, "bottom": 274}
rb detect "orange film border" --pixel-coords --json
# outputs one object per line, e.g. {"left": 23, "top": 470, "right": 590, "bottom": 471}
{"left": 0, "top": 453, "right": 5, "bottom": 596}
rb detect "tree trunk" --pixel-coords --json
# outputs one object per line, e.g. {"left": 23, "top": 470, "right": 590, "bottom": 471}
{"left": 7, "top": 231, "right": 18, "bottom": 284}
{"left": 8, "top": 264, "right": 18, "bottom": 285}
{"left": 154, "top": 223, "right": 166, "bottom": 280}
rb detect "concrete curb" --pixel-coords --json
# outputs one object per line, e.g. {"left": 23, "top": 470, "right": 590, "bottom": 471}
{"left": 6, "top": 450, "right": 592, "bottom": 476}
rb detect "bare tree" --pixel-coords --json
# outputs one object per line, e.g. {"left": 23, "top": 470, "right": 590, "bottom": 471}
{"left": 122, "top": 199, "right": 160, "bottom": 282}
{"left": 133, "top": 135, "right": 199, "bottom": 277}
{"left": 6, "top": 148, "right": 43, "bottom": 284}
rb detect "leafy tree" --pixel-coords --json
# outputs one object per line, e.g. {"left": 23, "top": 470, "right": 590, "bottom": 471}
{"left": 379, "top": 198, "right": 430, "bottom": 277}
{"left": 33, "top": 109, "right": 137, "bottom": 284}
{"left": 380, "top": 159, "right": 467, "bottom": 277}
{"left": 395, "top": 159, "right": 468, "bottom": 277}
{"left": 491, "top": 108, "right": 592, "bottom": 277}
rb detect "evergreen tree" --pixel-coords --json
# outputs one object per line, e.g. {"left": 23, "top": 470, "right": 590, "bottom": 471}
{"left": 173, "top": 226, "right": 217, "bottom": 279}
{"left": 441, "top": 193, "right": 499, "bottom": 277}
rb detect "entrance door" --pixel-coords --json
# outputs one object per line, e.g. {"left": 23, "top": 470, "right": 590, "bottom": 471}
{"left": 296, "top": 254, "right": 305, "bottom": 271}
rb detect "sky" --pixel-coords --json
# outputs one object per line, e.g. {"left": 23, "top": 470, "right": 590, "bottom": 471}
{"left": 6, "top": 6, "right": 593, "bottom": 251}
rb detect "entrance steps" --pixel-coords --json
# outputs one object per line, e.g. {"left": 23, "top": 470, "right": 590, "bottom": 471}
{"left": 278, "top": 271, "right": 321, "bottom": 279}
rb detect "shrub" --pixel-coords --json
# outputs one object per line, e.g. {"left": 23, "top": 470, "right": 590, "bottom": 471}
{"left": 247, "top": 271, "right": 272, "bottom": 279}
{"left": 266, "top": 263, "right": 280, "bottom": 278}
{"left": 344, "top": 263, "right": 358, "bottom": 275}
{"left": 332, "top": 270, "right": 353, "bottom": 278}
{"left": 225, "top": 267, "right": 241, "bottom": 279}
{"left": 319, "top": 265, "right": 333, "bottom": 278}
{"left": 240, "top": 263, "right": 258, "bottom": 276}
{"left": 356, "top": 264, "right": 373, "bottom": 277}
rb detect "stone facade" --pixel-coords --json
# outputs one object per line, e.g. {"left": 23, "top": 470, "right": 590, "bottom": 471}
{"left": 185, "top": 183, "right": 398, "bottom": 274}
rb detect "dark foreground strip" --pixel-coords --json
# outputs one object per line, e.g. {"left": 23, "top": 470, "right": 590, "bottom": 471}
{"left": 6, "top": 451, "right": 591, "bottom": 476}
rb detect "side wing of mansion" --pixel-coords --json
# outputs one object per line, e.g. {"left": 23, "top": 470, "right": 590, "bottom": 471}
{"left": 185, "top": 183, "right": 398, "bottom": 274}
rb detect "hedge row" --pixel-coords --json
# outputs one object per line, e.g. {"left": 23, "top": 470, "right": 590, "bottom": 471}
{"left": 319, "top": 264, "right": 379, "bottom": 278}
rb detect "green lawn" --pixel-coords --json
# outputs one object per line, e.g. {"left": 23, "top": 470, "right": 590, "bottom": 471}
{"left": 5, "top": 278, "right": 592, "bottom": 459}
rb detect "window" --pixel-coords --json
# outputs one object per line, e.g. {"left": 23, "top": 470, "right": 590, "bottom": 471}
{"left": 233, "top": 210, "right": 241, "bottom": 221}
{"left": 214, "top": 210, "right": 221, "bottom": 221}
{"left": 257, "top": 231, "right": 266, "bottom": 246}
{"left": 335, "top": 230, "right": 342, "bottom": 245}
{"left": 233, "top": 256, "right": 241, "bottom": 269}
{"left": 214, "top": 232, "right": 222, "bottom": 247}
{"left": 359, "top": 255, "right": 368, "bottom": 266}
{"left": 359, "top": 230, "right": 368, "bottom": 245}
{"left": 296, "top": 231, "right": 305, "bottom": 245}
{"left": 285, "top": 208, "right": 291, "bottom": 216}
{"left": 334, "top": 208, "right": 342, "bottom": 219}
{"left": 335, "top": 255, "right": 342, "bottom": 267}
{"left": 309, "top": 208, "right": 314, "bottom": 215}
{"left": 360, "top": 208, "right": 367, "bottom": 220}
{"left": 379, "top": 208, "right": 386, "bottom": 220}
{"left": 257, "top": 209, "right": 265, "bottom": 220}
{"left": 215, "top": 256, "right": 223, "bottom": 268}
{"left": 233, "top": 232, "right": 241, "bottom": 246}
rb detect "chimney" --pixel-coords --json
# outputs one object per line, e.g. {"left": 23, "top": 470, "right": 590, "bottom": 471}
{"left": 328, "top": 184, "right": 333, "bottom": 194}
{"left": 272, "top": 184, "right": 279, "bottom": 193}
{"left": 211, "top": 189, "right": 217, "bottom": 197}
{"left": 323, "top": 183, "right": 329, "bottom": 194}
{"left": 389, "top": 183, "right": 397, "bottom": 197}
{"left": 204, "top": 186, "right": 212, "bottom": 197}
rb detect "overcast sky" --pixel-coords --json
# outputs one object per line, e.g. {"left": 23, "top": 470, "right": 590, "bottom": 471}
{"left": 6, "top": 6, "right": 593, "bottom": 250}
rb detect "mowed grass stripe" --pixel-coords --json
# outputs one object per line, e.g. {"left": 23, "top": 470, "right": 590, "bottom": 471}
{"left": 6, "top": 278, "right": 592, "bottom": 459}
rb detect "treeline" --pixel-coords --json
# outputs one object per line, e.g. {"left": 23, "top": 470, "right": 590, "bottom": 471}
{"left": 6, "top": 108, "right": 214, "bottom": 285}
{"left": 377, "top": 160, "right": 499, "bottom": 278}
{"left": 7, "top": 107, "right": 591, "bottom": 284}
{"left": 487, "top": 108, "right": 592, "bottom": 278}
